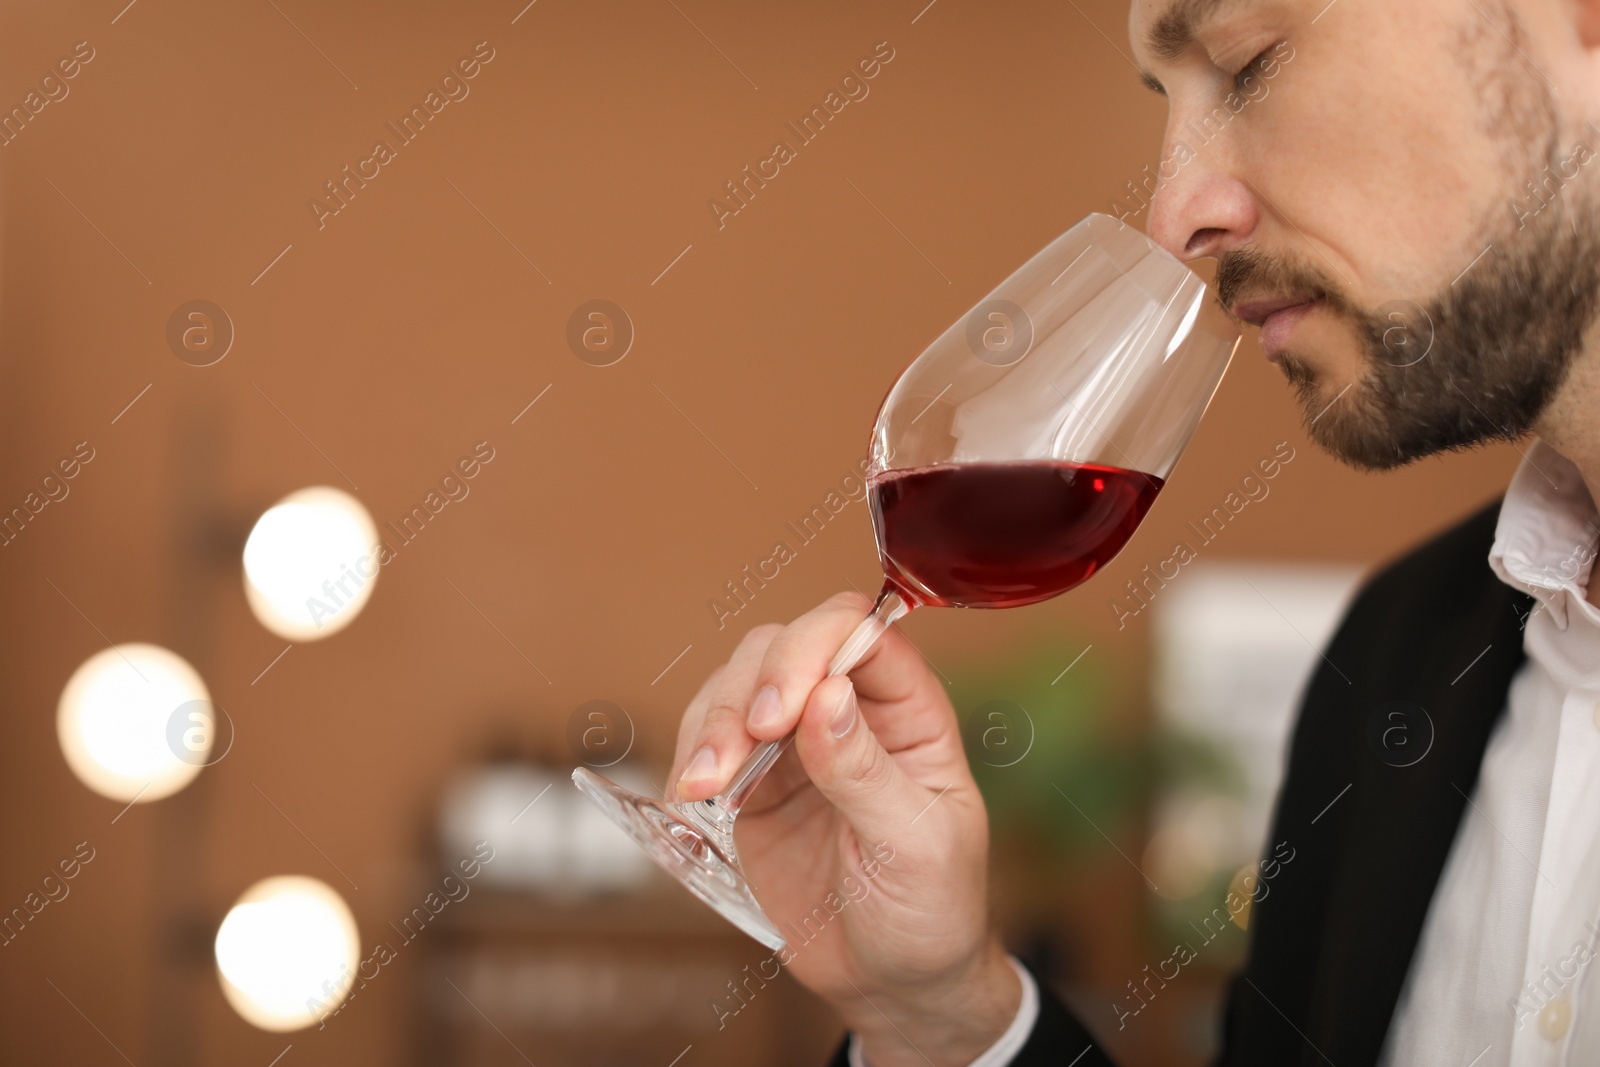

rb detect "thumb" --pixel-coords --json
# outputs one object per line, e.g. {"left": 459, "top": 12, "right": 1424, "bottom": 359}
{"left": 792, "top": 675, "right": 930, "bottom": 850}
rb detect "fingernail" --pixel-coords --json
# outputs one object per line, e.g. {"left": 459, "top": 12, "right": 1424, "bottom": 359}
{"left": 748, "top": 685, "right": 782, "bottom": 730}
{"left": 830, "top": 685, "right": 857, "bottom": 738}
{"left": 680, "top": 745, "right": 717, "bottom": 784}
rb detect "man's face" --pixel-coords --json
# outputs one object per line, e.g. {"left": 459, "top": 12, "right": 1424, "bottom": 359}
{"left": 1128, "top": 0, "right": 1600, "bottom": 470}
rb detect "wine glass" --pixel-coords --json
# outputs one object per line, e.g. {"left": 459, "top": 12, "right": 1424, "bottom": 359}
{"left": 572, "top": 212, "right": 1240, "bottom": 950}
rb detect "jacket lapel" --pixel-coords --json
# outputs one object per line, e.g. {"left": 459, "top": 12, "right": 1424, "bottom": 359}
{"left": 1224, "top": 500, "right": 1534, "bottom": 1066}
{"left": 1304, "top": 578, "right": 1531, "bottom": 1062}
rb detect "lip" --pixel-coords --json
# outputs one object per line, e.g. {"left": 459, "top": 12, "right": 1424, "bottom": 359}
{"left": 1232, "top": 297, "right": 1320, "bottom": 362}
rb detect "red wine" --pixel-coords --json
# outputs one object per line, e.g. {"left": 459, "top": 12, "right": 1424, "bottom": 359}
{"left": 868, "top": 460, "right": 1163, "bottom": 608}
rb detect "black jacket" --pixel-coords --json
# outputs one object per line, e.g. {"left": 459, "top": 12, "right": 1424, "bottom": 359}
{"left": 829, "top": 498, "right": 1534, "bottom": 1067}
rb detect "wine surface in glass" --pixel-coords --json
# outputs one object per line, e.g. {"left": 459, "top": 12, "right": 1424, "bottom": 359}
{"left": 869, "top": 460, "right": 1164, "bottom": 608}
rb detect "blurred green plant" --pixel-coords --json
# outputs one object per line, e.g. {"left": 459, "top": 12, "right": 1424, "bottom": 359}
{"left": 947, "top": 631, "right": 1262, "bottom": 983}
{"left": 948, "top": 636, "right": 1238, "bottom": 853}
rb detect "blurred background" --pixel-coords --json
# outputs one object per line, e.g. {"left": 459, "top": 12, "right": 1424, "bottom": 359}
{"left": 0, "top": 0, "right": 1519, "bottom": 1064}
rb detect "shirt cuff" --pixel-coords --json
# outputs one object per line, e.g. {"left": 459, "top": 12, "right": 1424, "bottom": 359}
{"left": 847, "top": 954, "right": 1040, "bottom": 1067}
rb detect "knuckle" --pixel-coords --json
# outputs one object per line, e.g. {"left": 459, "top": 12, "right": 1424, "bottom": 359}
{"left": 700, "top": 702, "right": 744, "bottom": 736}
{"left": 740, "top": 622, "right": 784, "bottom": 651}
{"left": 827, "top": 589, "right": 874, "bottom": 614}
{"left": 759, "top": 626, "right": 798, "bottom": 667}
{"left": 852, "top": 736, "right": 897, "bottom": 795}
{"left": 685, "top": 664, "right": 727, "bottom": 718}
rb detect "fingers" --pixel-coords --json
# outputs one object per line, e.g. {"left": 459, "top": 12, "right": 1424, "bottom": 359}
{"left": 673, "top": 586, "right": 951, "bottom": 804}
{"left": 740, "top": 590, "right": 878, "bottom": 742}
{"left": 791, "top": 675, "right": 930, "bottom": 849}
{"left": 746, "top": 589, "right": 958, "bottom": 772}
{"left": 672, "top": 622, "right": 784, "bottom": 801}
{"left": 667, "top": 663, "right": 726, "bottom": 802}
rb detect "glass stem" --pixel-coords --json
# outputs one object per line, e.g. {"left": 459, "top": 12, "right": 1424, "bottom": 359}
{"left": 691, "top": 582, "right": 916, "bottom": 834}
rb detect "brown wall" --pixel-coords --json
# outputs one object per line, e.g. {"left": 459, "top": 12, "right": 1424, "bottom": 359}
{"left": 0, "top": 1, "right": 1518, "bottom": 1064}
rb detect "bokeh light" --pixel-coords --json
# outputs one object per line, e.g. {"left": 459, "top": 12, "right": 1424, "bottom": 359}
{"left": 243, "top": 486, "right": 379, "bottom": 642}
{"left": 57, "top": 643, "right": 211, "bottom": 803}
{"left": 214, "top": 876, "right": 361, "bottom": 1032}
{"left": 1142, "top": 795, "right": 1241, "bottom": 902}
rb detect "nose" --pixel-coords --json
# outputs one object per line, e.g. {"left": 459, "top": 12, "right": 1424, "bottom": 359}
{"left": 1146, "top": 154, "right": 1260, "bottom": 262}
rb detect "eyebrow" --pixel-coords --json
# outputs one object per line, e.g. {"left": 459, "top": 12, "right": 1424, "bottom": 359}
{"left": 1138, "top": 0, "right": 1242, "bottom": 89}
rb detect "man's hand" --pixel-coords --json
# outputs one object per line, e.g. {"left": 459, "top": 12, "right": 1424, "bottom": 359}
{"left": 669, "top": 591, "right": 1021, "bottom": 1067}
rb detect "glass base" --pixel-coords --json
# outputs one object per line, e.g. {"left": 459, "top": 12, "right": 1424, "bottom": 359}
{"left": 571, "top": 766, "right": 787, "bottom": 951}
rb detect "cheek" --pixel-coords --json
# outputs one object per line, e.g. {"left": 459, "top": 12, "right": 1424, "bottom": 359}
{"left": 1242, "top": 14, "right": 1512, "bottom": 304}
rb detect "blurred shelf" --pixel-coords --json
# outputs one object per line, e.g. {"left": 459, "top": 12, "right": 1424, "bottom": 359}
{"left": 411, "top": 884, "right": 838, "bottom": 1067}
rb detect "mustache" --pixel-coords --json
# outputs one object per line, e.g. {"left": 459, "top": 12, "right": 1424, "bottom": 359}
{"left": 1215, "top": 246, "right": 1351, "bottom": 320}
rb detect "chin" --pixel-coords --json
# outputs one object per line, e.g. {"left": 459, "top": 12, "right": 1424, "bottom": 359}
{"left": 1278, "top": 348, "right": 1364, "bottom": 428}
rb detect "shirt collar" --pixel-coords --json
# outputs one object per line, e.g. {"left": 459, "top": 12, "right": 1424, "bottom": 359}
{"left": 1487, "top": 438, "right": 1600, "bottom": 630}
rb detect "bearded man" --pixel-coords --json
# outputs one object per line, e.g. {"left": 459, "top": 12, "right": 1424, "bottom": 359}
{"left": 667, "top": 2, "right": 1600, "bottom": 1063}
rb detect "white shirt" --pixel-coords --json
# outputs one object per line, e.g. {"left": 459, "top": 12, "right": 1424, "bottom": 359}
{"left": 1379, "top": 439, "right": 1600, "bottom": 1066}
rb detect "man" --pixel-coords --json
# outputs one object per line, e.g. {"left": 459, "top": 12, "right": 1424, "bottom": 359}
{"left": 668, "top": 0, "right": 1600, "bottom": 1063}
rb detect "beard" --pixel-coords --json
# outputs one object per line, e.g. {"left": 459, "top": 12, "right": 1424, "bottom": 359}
{"left": 1214, "top": 9, "right": 1600, "bottom": 473}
